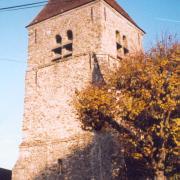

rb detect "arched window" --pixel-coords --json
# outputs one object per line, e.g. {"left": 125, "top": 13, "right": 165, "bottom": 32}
{"left": 55, "top": 35, "right": 62, "bottom": 44}
{"left": 62, "top": 30, "right": 73, "bottom": 58}
{"left": 52, "top": 35, "right": 62, "bottom": 61}
{"left": 116, "top": 31, "right": 121, "bottom": 43}
{"left": 116, "top": 31, "right": 122, "bottom": 58}
{"left": 57, "top": 159, "right": 63, "bottom": 175}
{"left": 67, "top": 30, "right": 73, "bottom": 40}
{"left": 123, "top": 35, "right": 127, "bottom": 48}
{"left": 123, "top": 35, "right": 129, "bottom": 55}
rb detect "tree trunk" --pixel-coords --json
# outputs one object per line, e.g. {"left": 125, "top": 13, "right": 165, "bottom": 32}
{"left": 154, "top": 170, "right": 166, "bottom": 180}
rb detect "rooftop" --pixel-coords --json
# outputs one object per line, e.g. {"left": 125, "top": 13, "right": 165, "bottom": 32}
{"left": 28, "top": 0, "right": 144, "bottom": 33}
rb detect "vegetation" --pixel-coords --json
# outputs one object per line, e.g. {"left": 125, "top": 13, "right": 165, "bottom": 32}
{"left": 74, "top": 37, "right": 180, "bottom": 179}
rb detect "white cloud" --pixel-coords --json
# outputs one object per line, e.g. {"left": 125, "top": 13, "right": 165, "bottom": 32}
{"left": 155, "top": 17, "right": 180, "bottom": 23}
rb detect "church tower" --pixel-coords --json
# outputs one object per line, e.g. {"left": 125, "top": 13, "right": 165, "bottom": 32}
{"left": 13, "top": 0, "right": 144, "bottom": 179}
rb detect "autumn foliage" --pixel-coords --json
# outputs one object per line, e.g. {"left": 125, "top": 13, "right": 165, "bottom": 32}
{"left": 74, "top": 37, "right": 180, "bottom": 179}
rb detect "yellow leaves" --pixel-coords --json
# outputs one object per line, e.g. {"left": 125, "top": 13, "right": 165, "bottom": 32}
{"left": 160, "top": 59, "right": 169, "bottom": 67}
{"left": 74, "top": 85, "right": 115, "bottom": 118}
{"left": 171, "top": 118, "right": 180, "bottom": 146}
{"left": 74, "top": 40, "right": 180, "bottom": 170}
{"left": 140, "top": 89, "right": 151, "bottom": 99}
{"left": 143, "top": 147, "right": 152, "bottom": 155}
{"left": 121, "top": 90, "right": 147, "bottom": 118}
{"left": 132, "top": 153, "right": 143, "bottom": 160}
{"left": 132, "top": 100, "right": 146, "bottom": 116}
{"left": 123, "top": 96, "right": 133, "bottom": 111}
{"left": 159, "top": 97, "right": 176, "bottom": 111}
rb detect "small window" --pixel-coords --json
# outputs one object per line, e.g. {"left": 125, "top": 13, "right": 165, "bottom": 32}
{"left": 116, "top": 31, "right": 122, "bottom": 58}
{"left": 58, "top": 159, "right": 63, "bottom": 175}
{"left": 117, "top": 43, "right": 122, "bottom": 50}
{"left": 67, "top": 30, "right": 73, "bottom": 40}
{"left": 52, "top": 35, "right": 62, "bottom": 60}
{"left": 63, "top": 43, "right": 73, "bottom": 58}
{"left": 56, "top": 35, "right": 62, "bottom": 44}
{"left": 123, "top": 47, "right": 129, "bottom": 55}
{"left": 123, "top": 35, "right": 127, "bottom": 48}
{"left": 53, "top": 47, "right": 62, "bottom": 55}
{"left": 52, "top": 30, "right": 74, "bottom": 61}
{"left": 64, "top": 43, "right": 72, "bottom": 51}
{"left": 116, "top": 31, "right": 121, "bottom": 43}
{"left": 123, "top": 35, "right": 129, "bottom": 55}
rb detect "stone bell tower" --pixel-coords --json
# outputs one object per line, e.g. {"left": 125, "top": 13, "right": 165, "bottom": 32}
{"left": 13, "top": 0, "right": 144, "bottom": 179}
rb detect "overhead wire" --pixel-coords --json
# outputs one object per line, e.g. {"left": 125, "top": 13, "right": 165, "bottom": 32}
{"left": 1, "top": 4, "right": 46, "bottom": 12}
{"left": 0, "top": 1, "right": 49, "bottom": 12}
{"left": 0, "top": 2, "right": 45, "bottom": 64}
{"left": 0, "top": 1, "right": 69, "bottom": 13}
{"left": 0, "top": 58, "right": 27, "bottom": 64}
{"left": 0, "top": 0, "right": 179, "bottom": 25}
{"left": 0, "top": 1, "right": 47, "bottom": 11}
{"left": 0, "top": 2, "right": 59, "bottom": 64}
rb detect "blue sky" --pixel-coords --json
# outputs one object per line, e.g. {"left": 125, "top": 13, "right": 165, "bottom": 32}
{"left": 0, "top": 0, "right": 179, "bottom": 170}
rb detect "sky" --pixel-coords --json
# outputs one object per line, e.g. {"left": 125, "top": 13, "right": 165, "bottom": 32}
{"left": 0, "top": 0, "right": 179, "bottom": 170}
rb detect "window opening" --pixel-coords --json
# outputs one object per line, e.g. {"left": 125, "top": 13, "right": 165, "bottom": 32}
{"left": 116, "top": 31, "right": 123, "bottom": 59}
{"left": 56, "top": 35, "right": 62, "bottom": 44}
{"left": 52, "top": 30, "right": 74, "bottom": 61}
{"left": 63, "top": 43, "right": 73, "bottom": 58}
{"left": 123, "top": 35, "right": 129, "bottom": 55}
{"left": 67, "top": 30, "right": 73, "bottom": 41}
{"left": 58, "top": 159, "right": 63, "bottom": 175}
{"left": 52, "top": 34, "right": 62, "bottom": 61}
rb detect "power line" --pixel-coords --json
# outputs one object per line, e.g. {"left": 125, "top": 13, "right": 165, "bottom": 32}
{"left": 1, "top": 4, "right": 46, "bottom": 12}
{"left": 0, "top": 58, "right": 27, "bottom": 64}
{"left": 0, "top": 1, "right": 47, "bottom": 11}
{"left": 0, "top": 1, "right": 179, "bottom": 25}
{"left": 0, "top": 1, "right": 66, "bottom": 13}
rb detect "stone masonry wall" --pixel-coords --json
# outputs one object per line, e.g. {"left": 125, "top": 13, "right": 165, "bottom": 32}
{"left": 100, "top": 1, "right": 143, "bottom": 56}
{"left": 13, "top": 0, "right": 144, "bottom": 179}
{"left": 27, "top": 1, "right": 102, "bottom": 69}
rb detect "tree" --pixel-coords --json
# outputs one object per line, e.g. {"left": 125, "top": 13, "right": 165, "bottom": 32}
{"left": 74, "top": 38, "right": 180, "bottom": 179}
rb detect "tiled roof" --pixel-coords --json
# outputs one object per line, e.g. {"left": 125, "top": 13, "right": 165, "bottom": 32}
{"left": 28, "top": 0, "right": 144, "bottom": 33}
